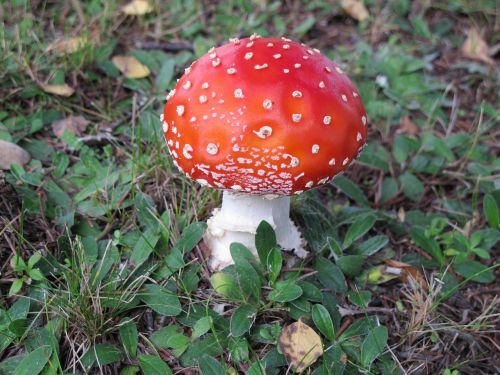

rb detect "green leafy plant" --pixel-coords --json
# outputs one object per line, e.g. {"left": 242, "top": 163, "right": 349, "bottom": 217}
{"left": 8, "top": 252, "right": 44, "bottom": 296}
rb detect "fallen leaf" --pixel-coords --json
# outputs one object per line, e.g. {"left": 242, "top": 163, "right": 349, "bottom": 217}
{"left": 340, "top": 0, "right": 369, "bottom": 21}
{"left": 360, "top": 265, "right": 400, "bottom": 285}
{"left": 0, "top": 140, "right": 31, "bottom": 170}
{"left": 51, "top": 116, "right": 90, "bottom": 138}
{"left": 398, "top": 206, "right": 405, "bottom": 222}
{"left": 461, "top": 28, "right": 494, "bottom": 65}
{"left": 121, "top": 0, "right": 153, "bottom": 15}
{"left": 47, "top": 36, "right": 86, "bottom": 54}
{"left": 39, "top": 83, "right": 75, "bottom": 96}
{"left": 112, "top": 56, "right": 150, "bottom": 79}
{"left": 279, "top": 320, "right": 323, "bottom": 372}
{"left": 385, "top": 259, "right": 426, "bottom": 286}
{"left": 397, "top": 115, "right": 419, "bottom": 135}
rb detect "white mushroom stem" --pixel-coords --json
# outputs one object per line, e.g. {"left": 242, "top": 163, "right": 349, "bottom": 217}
{"left": 204, "top": 191, "right": 307, "bottom": 271}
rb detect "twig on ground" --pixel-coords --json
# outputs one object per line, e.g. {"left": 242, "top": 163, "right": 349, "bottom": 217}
{"left": 338, "top": 306, "right": 398, "bottom": 317}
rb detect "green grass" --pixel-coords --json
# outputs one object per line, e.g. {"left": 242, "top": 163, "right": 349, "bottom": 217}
{"left": 0, "top": 0, "right": 499, "bottom": 374}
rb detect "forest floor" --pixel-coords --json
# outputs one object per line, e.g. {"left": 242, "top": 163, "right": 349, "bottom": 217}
{"left": 0, "top": 1, "right": 499, "bottom": 374}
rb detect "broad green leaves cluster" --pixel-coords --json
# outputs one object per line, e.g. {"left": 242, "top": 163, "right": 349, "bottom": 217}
{"left": 1, "top": 0, "right": 498, "bottom": 374}
{"left": 207, "top": 221, "right": 392, "bottom": 373}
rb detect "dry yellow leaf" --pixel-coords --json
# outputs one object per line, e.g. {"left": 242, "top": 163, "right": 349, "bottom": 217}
{"left": 279, "top": 320, "right": 323, "bottom": 372}
{"left": 121, "top": 0, "right": 153, "bottom": 15}
{"left": 0, "top": 140, "right": 31, "bottom": 170}
{"left": 112, "top": 56, "right": 151, "bottom": 79}
{"left": 461, "top": 28, "right": 494, "bottom": 65}
{"left": 52, "top": 116, "right": 89, "bottom": 138}
{"left": 340, "top": 0, "right": 369, "bottom": 21}
{"left": 40, "top": 83, "right": 75, "bottom": 96}
{"left": 48, "top": 36, "right": 86, "bottom": 54}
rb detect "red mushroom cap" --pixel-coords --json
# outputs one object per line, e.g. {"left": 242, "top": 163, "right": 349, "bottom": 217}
{"left": 162, "top": 35, "right": 367, "bottom": 195}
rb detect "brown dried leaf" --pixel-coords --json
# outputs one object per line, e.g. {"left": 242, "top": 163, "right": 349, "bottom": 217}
{"left": 52, "top": 116, "right": 90, "bottom": 138}
{"left": 39, "top": 83, "right": 75, "bottom": 96}
{"left": 398, "top": 207, "right": 405, "bottom": 222}
{"left": 385, "top": 259, "right": 426, "bottom": 286}
{"left": 121, "top": 0, "right": 153, "bottom": 15}
{"left": 461, "top": 28, "right": 494, "bottom": 65}
{"left": 397, "top": 115, "right": 419, "bottom": 135}
{"left": 48, "top": 36, "right": 86, "bottom": 54}
{"left": 279, "top": 320, "right": 323, "bottom": 372}
{"left": 112, "top": 56, "right": 150, "bottom": 79}
{"left": 340, "top": 0, "right": 369, "bottom": 21}
{"left": 0, "top": 140, "right": 31, "bottom": 170}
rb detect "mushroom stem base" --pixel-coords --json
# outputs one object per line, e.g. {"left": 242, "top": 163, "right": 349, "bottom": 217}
{"left": 204, "top": 191, "right": 307, "bottom": 271}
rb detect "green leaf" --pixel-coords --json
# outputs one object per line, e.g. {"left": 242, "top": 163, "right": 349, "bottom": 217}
{"left": 52, "top": 152, "right": 69, "bottom": 177}
{"left": 119, "top": 318, "right": 138, "bottom": 358}
{"left": 229, "top": 337, "right": 249, "bottom": 363}
{"left": 347, "top": 290, "right": 372, "bottom": 308}
{"left": 81, "top": 344, "right": 124, "bottom": 368}
{"left": 312, "top": 344, "right": 345, "bottom": 375}
{"left": 180, "top": 334, "right": 226, "bottom": 367}
{"left": 315, "top": 257, "right": 347, "bottom": 293}
{"left": 210, "top": 272, "right": 244, "bottom": 301}
{"left": 312, "top": 304, "right": 334, "bottom": 341}
{"left": 11, "top": 256, "right": 26, "bottom": 272}
{"left": 230, "top": 244, "right": 262, "bottom": 300}
{"left": 230, "top": 304, "right": 257, "bottom": 337}
{"left": 392, "top": 135, "right": 419, "bottom": 164}
{"left": 140, "top": 284, "right": 182, "bottom": 316}
{"left": 332, "top": 175, "right": 370, "bottom": 207}
{"left": 358, "top": 142, "right": 390, "bottom": 172}
{"left": 343, "top": 215, "right": 376, "bottom": 249}
{"left": 299, "top": 281, "right": 323, "bottom": 302}
{"left": 399, "top": 173, "right": 424, "bottom": 202}
{"left": 355, "top": 235, "right": 389, "bottom": 257}
{"left": 139, "top": 355, "right": 172, "bottom": 375}
{"left": 81, "top": 236, "right": 98, "bottom": 267}
{"left": 327, "top": 237, "right": 343, "bottom": 258}
{"left": 8, "top": 319, "right": 28, "bottom": 337}
{"left": 360, "top": 326, "right": 388, "bottom": 368}
{"left": 336, "top": 255, "right": 364, "bottom": 277}
{"left": 130, "top": 228, "right": 160, "bottom": 266}
{"left": 246, "top": 361, "right": 266, "bottom": 375}
{"left": 255, "top": 221, "right": 277, "bottom": 264}
{"left": 471, "top": 247, "right": 490, "bottom": 260}
{"left": 27, "top": 251, "right": 42, "bottom": 269}
{"left": 261, "top": 347, "right": 287, "bottom": 368}
{"left": 293, "top": 15, "right": 316, "bottom": 36}
{"left": 411, "top": 16, "right": 432, "bottom": 39}
{"left": 380, "top": 177, "right": 399, "bottom": 203}
{"left": 230, "top": 242, "right": 258, "bottom": 264}
{"left": 0, "top": 355, "right": 24, "bottom": 374}
{"left": 267, "top": 280, "right": 302, "bottom": 303}
{"left": 28, "top": 268, "right": 44, "bottom": 281}
{"left": 192, "top": 316, "right": 212, "bottom": 339}
{"left": 266, "top": 247, "right": 282, "bottom": 283}
{"left": 483, "top": 194, "right": 499, "bottom": 229}
{"left": 198, "top": 355, "right": 226, "bottom": 374}
{"left": 453, "top": 261, "right": 495, "bottom": 283}
{"left": 150, "top": 325, "right": 189, "bottom": 356}
{"left": 410, "top": 227, "right": 444, "bottom": 265}
{"left": 155, "top": 60, "right": 175, "bottom": 91}
{"left": 13, "top": 346, "right": 52, "bottom": 375}
{"left": 172, "top": 222, "right": 207, "bottom": 254}
{"left": 8, "top": 279, "right": 23, "bottom": 296}
{"left": 120, "top": 365, "right": 140, "bottom": 375}
{"left": 0, "top": 298, "right": 30, "bottom": 352}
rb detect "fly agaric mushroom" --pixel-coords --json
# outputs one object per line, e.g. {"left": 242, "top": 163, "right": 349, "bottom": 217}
{"left": 162, "top": 35, "right": 367, "bottom": 270}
